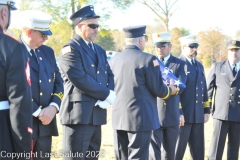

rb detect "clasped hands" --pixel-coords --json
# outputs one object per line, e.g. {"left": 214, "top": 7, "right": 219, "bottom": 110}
{"left": 38, "top": 105, "right": 57, "bottom": 125}
{"left": 166, "top": 79, "right": 180, "bottom": 95}
{"left": 95, "top": 90, "right": 116, "bottom": 109}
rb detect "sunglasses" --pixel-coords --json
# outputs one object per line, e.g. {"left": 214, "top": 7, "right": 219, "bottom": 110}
{"left": 7, "top": 1, "right": 17, "bottom": 10}
{"left": 188, "top": 46, "right": 198, "bottom": 49}
{"left": 82, "top": 24, "right": 99, "bottom": 29}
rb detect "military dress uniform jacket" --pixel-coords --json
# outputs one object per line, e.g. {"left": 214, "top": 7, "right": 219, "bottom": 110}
{"left": 207, "top": 61, "right": 240, "bottom": 122}
{"left": 157, "top": 55, "right": 187, "bottom": 127}
{"left": 179, "top": 54, "right": 210, "bottom": 123}
{"left": 59, "top": 34, "right": 114, "bottom": 125}
{"left": 20, "top": 38, "right": 64, "bottom": 138}
{"left": 0, "top": 29, "right": 32, "bottom": 153}
{"left": 109, "top": 45, "right": 171, "bottom": 131}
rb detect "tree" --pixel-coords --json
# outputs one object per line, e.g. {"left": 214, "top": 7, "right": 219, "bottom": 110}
{"left": 198, "top": 28, "right": 228, "bottom": 68}
{"left": 170, "top": 27, "right": 189, "bottom": 57}
{"left": 95, "top": 29, "right": 115, "bottom": 51}
{"left": 136, "top": 0, "right": 178, "bottom": 32}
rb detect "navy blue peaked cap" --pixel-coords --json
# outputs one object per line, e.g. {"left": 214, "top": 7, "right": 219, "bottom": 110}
{"left": 70, "top": 5, "right": 100, "bottom": 26}
{"left": 123, "top": 25, "right": 146, "bottom": 38}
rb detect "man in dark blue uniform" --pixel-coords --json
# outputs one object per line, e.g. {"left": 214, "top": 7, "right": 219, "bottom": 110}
{"left": 0, "top": 0, "right": 32, "bottom": 159}
{"left": 109, "top": 26, "right": 179, "bottom": 160}
{"left": 207, "top": 40, "right": 240, "bottom": 160}
{"left": 20, "top": 10, "right": 63, "bottom": 160}
{"left": 149, "top": 32, "right": 187, "bottom": 160}
{"left": 175, "top": 35, "right": 210, "bottom": 160}
{"left": 59, "top": 5, "right": 115, "bottom": 160}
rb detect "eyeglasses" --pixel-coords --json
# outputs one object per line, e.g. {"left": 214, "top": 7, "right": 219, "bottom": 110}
{"left": 188, "top": 46, "right": 198, "bottom": 49}
{"left": 34, "top": 30, "right": 47, "bottom": 38}
{"left": 81, "top": 24, "right": 99, "bottom": 29}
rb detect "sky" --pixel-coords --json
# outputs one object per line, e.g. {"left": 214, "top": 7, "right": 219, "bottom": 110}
{"left": 11, "top": 0, "right": 240, "bottom": 37}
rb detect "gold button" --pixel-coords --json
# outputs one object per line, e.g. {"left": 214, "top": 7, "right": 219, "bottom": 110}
{"left": 91, "top": 64, "right": 94, "bottom": 67}
{"left": 231, "top": 88, "right": 233, "bottom": 90}
{"left": 239, "top": 95, "right": 240, "bottom": 98}
{"left": 202, "top": 88, "right": 204, "bottom": 90}
{"left": 97, "top": 71, "right": 100, "bottom": 74}
{"left": 163, "top": 102, "right": 167, "bottom": 106}
{"left": 107, "top": 83, "right": 108, "bottom": 85}
{"left": 202, "top": 94, "right": 204, "bottom": 97}
{"left": 238, "top": 102, "right": 240, "bottom": 104}
{"left": 201, "top": 81, "right": 203, "bottom": 83}
{"left": 51, "top": 93, "right": 53, "bottom": 95}
{"left": 40, "top": 106, "right": 42, "bottom": 108}
{"left": 105, "top": 71, "right": 107, "bottom": 74}
{"left": 196, "top": 101, "right": 198, "bottom": 103}
{"left": 230, "top": 94, "right": 233, "bottom": 96}
{"left": 230, "top": 82, "right": 232, "bottom": 84}
{"left": 40, "top": 92, "right": 43, "bottom": 96}
{"left": 196, "top": 94, "right": 198, "bottom": 96}
{"left": 49, "top": 79, "right": 51, "bottom": 82}
{"left": 39, "top": 57, "right": 42, "bottom": 60}
{"left": 100, "top": 83, "right": 102, "bottom": 84}
{"left": 39, "top": 80, "right": 42, "bottom": 83}
{"left": 229, "top": 100, "right": 232, "bottom": 102}
{"left": 196, "top": 87, "right": 198, "bottom": 90}
{"left": 32, "top": 99, "right": 34, "bottom": 101}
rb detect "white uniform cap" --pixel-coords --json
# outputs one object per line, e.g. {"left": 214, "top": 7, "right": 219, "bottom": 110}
{"left": 152, "top": 32, "right": 171, "bottom": 46}
{"left": 22, "top": 10, "right": 52, "bottom": 35}
{"left": 179, "top": 35, "right": 199, "bottom": 46}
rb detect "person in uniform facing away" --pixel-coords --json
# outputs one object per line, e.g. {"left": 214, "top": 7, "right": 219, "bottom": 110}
{"left": 149, "top": 32, "right": 187, "bottom": 160}
{"left": 19, "top": 10, "right": 63, "bottom": 160}
{"left": 59, "top": 5, "right": 115, "bottom": 160}
{"left": 207, "top": 40, "right": 240, "bottom": 160}
{"left": 0, "top": 1, "right": 32, "bottom": 159}
{"left": 175, "top": 35, "right": 210, "bottom": 160}
{"left": 109, "top": 25, "right": 179, "bottom": 160}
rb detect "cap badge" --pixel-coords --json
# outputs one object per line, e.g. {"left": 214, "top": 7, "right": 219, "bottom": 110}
{"left": 157, "top": 34, "right": 160, "bottom": 37}
{"left": 90, "top": 6, "right": 94, "bottom": 10}
{"left": 232, "top": 41, "right": 236, "bottom": 44}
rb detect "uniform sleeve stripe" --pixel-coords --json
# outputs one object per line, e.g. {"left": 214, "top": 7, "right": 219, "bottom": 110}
{"left": 204, "top": 101, "right": 209, "bottom": 108}
{"left": 53, "top": 92, "right": 63, "bottom": 101}
{"left": 162, "top": 86, "right": 170, "bottom": 100}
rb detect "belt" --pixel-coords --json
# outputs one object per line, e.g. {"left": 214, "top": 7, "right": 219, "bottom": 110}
{"left": 0, "top": 101, "right": 9, "bottom": 110}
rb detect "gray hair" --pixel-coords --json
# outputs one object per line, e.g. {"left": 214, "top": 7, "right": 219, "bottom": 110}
{"left": 125, "top": 37, "right": 142, "bottom": 45}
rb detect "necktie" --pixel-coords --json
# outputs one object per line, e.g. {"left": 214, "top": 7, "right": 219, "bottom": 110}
{"left": 30, "top": 49, "right": 38, "bottom": 63}
{"left": 191, "top": 59, "right": 197, "bottom": 70}
{"left": 88, "top": 42, "right": 95, "bottom": 53}
{"left": 161, "top": 58, "right": 164, "bottom": 63}
{"left": 233, "top": 65, "right": 237, "bottom": 77}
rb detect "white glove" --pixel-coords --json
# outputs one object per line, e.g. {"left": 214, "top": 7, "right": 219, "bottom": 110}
{"left": 106, "top": 90, "right": 116, "bottom": 104}
{"left": 95, "top": 100, "right": 110, "bottom": 109}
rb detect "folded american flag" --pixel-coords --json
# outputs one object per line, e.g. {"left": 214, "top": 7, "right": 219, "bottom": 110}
{"left": 157, "top": 59, "right": 186, "bottom": 89}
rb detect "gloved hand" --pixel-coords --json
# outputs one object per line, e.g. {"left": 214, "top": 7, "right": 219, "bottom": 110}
{"left": 95, "top": 100, "right": 110, "bottom": 109}
{"left": 106, "top": 90, "right": 116, "bottom": 104}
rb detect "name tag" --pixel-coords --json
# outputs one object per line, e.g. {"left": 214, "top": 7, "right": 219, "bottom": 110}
{"left": 221, "top": 73, "right": 226, "bottom": 75}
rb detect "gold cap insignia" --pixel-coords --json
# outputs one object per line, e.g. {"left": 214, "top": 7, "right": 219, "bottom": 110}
{"left": 157, "top": 34, "right": 161, "bottom": 37}
{"left": 232, "top": 41, "right": 236, "bottom": 44}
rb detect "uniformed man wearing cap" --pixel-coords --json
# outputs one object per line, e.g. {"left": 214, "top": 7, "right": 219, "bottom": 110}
{"left": 175, "top": 35, "right": 210, "bottom": 160}
{"left": 58, "top": 5, "right": 115, "bottom": 159}
{"left": 149, "top": 33, "right": 187, "bottom": 160}
{"left": 109, "top": 26, "right": 179, "bottom": 160}
{"left": 19, "top": 10, "right": 63, "bottom": 160}
{"left": 207, "top": 40, "right": 240, "bottom": 160}
{"left": 0, "top": 0, "right": 33, "bottom": 158}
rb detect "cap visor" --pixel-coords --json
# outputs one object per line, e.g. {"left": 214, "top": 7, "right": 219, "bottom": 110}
{"left": 228, "top": 46, "right": 240, "bottom": 49}
{"left": 39, "top": 30, "right": 52, "bottom": 36}
{"left": 155, "top": 42, "right": 169, "bottom": 46}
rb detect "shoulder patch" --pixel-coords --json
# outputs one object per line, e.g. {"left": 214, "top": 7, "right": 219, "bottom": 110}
{"left": 184, "top": 64, "right": 188, "bottom": 75}
{"left": 153, "top": 59, "right": 159, "bottom": 67}
{"left": 61, "top": 46, "right": 71, "bottom": 55}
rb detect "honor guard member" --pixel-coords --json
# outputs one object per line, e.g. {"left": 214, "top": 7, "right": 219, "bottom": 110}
{"left": 175, "top": 35, "right": 210, "bottom": 160}
{"left": 20, "top": 10, "right": 63, "bottom": 160}
{"left": 59, "top": 5, "right": 115, "bottom": 160}
{"left": 0, "top": 0, "right": 33, "bottom": 158}
{"left": 207, "top": 40, "right": 240, "bottom": 160}
{"left": 109, "top": 26, "right": 179, "bottom": 160}
{"left": 149, "top": 33, "right": 187, "bottom": 160}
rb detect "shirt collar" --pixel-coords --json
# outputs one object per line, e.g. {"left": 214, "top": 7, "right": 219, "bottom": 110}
{"left": 20, "top": 36, "right": 32, "bottom": 55}
{"left": 183, "top": 54, "right": 193, "bottom": 64}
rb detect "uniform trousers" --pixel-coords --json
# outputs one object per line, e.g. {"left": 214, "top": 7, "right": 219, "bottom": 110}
{"left": 32, "top": 136, "right": 52, "bottom": 160}
{"left": 114, "top": 130, "right": 151, "bottom": 160}
{"left": 149, "top": 125, "right": 179, "bottom": 160}
{"left": 208, "top": 119, "right": 240, "bottom": 160}
{"left": 175, "top": 123, "right": 204, "bottom": 160}
{"left": 62, "top": 124, "right": 101, "bottom": 160}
